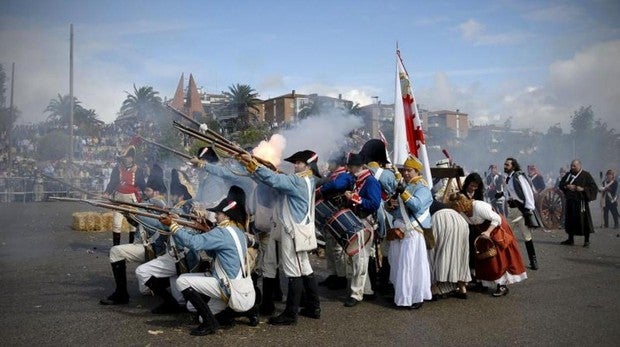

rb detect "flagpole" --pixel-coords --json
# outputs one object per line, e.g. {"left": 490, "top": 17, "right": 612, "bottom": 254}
{"left": 393, "top": 48, "right": 433, "bottom": 185}
{"left": 69, "top": 23, "right": 74, "bottom": 163}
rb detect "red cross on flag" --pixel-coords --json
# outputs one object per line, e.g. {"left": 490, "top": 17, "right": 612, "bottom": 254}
{"left": 393, "top": 49, "right": 433, "bottom": 185}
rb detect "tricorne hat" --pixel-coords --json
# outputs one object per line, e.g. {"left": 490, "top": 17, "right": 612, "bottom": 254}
{"left": 346, "top": 152, "right": 365, "bottom": 167}
{"left": 170, "top": 169, "right": 194, "bottom": 200}
{"left": 208, "top": 185, "right": 247, "bottom": 226}
{"left": 121, "top": 145, "right": 136, "bottom": 158}
{"left": 146, "top": 164, "right": 166, "bottom": 193}
{"left": 284, "top": 150, "right": 321, "bottom": 178}
{"left": 196, "top": 146, "right": 219, "bottom": 163}
{"left": 284, "top": 150, "right": 318, "bottom": 165}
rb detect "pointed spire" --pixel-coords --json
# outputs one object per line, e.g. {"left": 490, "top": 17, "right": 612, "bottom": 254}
{"left": 187, "top": 74, "right": 205, "bottom": 120}
{"left": 170, "top": 73, "right": 185, "bottom": 110}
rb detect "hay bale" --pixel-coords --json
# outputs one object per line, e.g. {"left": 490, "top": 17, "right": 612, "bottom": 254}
{"left": 72, "top": 212, "right": 87, "bottom": 231}
{"left": 100, "top": 211, "right": 132, "bottom": 232}
{"left": 101, "top": 212, "right": 114, "bottom": 231}
{"left": 72, "top": 211, "right": 106, "bottom": 232}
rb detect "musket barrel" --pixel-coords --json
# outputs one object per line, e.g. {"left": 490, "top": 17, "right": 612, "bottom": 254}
{"left": 137, "top": 135, "right": 193, "bottom": 160}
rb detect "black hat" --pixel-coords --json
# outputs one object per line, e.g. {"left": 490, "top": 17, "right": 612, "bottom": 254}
{"left": 170, "top": 169, "right": 194, "bottom": 200}
{"left": 346, "top": 152, "right": 365, "bottom": 166}
{"left": 359, "top": 139, "right": 388, "bottom": 165}
{"left": 208, "top": 185, "right": 247, "bottom": 225}
{"left": 196, "top": 146, "right": 219, "bottom": 163}
{"left": 327, "top": 152, "right": 347, "bottom": 166}
{"left": 121, "top": 145, "right": 136, "bottom": 158}
{"left": 146, "top": 164, "right": 167, "bottom": 193}
{"left": 284, "top": 150, "right": 321, "bottom": 178}
{"left": 284, "top": 150, "right": 318, "bottom": 165}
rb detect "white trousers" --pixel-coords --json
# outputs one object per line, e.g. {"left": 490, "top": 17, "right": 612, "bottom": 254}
{"left": 347, "top": 230, "right": 374, "bottom": 300}
{"left": 279, "top": 229, "right": 313, "bottom": 277}
{"left": 176, "top": 273, "right": 227, "bottom": 314}
{"left": 135, "top": 253, "right": 182, "bottom": 302}
{"left": 507, "top": 207, "right": 532, "bottom": 241}
{"left": 109, "top": 243, "right": 145, "bottom": 263}
{"left": 112, "top": 192, "right": 137, "bottom": 234}
{"left": 324, "top": 229, "right": 346, "bottom": 277}
{"left": 259, "top": 233, "right": 279, "bottom": 279}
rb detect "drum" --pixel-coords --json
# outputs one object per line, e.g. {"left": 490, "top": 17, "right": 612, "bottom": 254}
{"left": 326, "top": 209, "right": 372, "bottom": 256}
{"left": 315, "top": 199, "right": 338, "bottom": 229}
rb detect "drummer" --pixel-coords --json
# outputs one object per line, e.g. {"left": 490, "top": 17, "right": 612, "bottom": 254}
{"left": 321, "top": 152, "right": 382, "bottom": 307}
{"left": 316, "top": 152, "right": 350, "bottom": 290}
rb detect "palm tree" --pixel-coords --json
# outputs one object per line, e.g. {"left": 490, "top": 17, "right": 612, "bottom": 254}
{"left": 45, "top": 94, "right": 100, "bottom": 129}
{"left": 297, "top": 100, "right": 320, "bottom": 120}
{"left": 119, "top": 84, "right": 163, "bottom": 122}
{"left": 223, "top": 84, "right": 261, "bottom": 129}
{"left": 345, "top": 102, "right": 362, "bottom": 116}
{"left": 45, "top": 94, "right": 78, "bottom": 124}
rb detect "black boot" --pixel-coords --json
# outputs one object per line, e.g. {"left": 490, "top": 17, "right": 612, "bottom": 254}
{"left": 145, "top": 276, "right": 183, "bottom": 314}
{"left": 268, "top": 277, "right": 302, "bottom": 325}
{"left": 260, "top": 277, "right": 276, "bottom": 316}
{"left": 367, "top": 257, "right": 378, "bottom": 293}
{"left": 244, "top": 304, "right": 260, "bottom": 326}
{"left": 524, "top": 240, "right": 538, "bottom": 270}
{"left": 128, "top": 231, "right": 135, "bottom": 244}
{"left": 100, "top": 260, "right": 129, "bottom": 305}
{"left": 560, "top": 234, "right": 574, "bottom": 245}
{"left": 214, "top": 307, "right": 236, "bottom": 328}
{"left": 318, "top": 274, "right": 337, "bottom": 287}
{"left": 273, "top": 272, "right": 283, "bottom": 302}
{"left": 182, "top": 288, "right": 219, "bottom": 336}
{"left": 112, "top": 232, "right": 121, "bottom": 246}
{"left": 299, "top": 273, "right": 321, "bottom": 319}
{"left": 327, "top": 276, "right": 347, "bottom": 290}
{"left": 377, "top": 257, "right": 391, "bottom": 295}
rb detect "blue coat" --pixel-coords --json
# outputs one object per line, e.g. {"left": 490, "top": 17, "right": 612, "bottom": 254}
{"left": 391, "top": 180, "right": 432, "bottom": 228}
{"left": 173, "top": 223, "right": 246, "bottom": 281}
{"left": 253, "top": 166, "right": 314, "bottom": 224}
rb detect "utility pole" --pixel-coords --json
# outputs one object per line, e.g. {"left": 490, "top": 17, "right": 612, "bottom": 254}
{"left": 69, "top": 23, "right": 74, "bottom": 163}
{"left": 8, "top": 63, "right": 15, "bottom": 176}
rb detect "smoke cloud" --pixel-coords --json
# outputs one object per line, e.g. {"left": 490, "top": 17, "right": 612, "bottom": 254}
{"left": 276, "top": 111, "right": 364, "bottom": 171}
{"left": 252, "top": 134, "right": 287, "bottom": 167}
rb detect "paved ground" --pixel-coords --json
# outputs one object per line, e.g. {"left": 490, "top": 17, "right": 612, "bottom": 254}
{"left": 0, "top": 201, "right": 619, "bottom": 346}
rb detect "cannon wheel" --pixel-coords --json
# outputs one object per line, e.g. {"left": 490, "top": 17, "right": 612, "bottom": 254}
{"left": 536, "top": 188, "right": 564, "bottom": 230}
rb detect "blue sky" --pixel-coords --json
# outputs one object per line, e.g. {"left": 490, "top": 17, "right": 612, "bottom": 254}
{"left": 1, "top": 0, "right": 619, "bottom": 131}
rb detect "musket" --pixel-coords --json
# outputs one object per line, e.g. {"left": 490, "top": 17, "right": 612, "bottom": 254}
{"left": 166, "top": 104, "right": 202, "bottom": 127}
{"left": 173, "top": 120, "right": 279, "bottom": 171}
{"left": 135, "top": 134, "right": 192, "bottom": 160}
{"left": 41, "top": 173, "right": 100, "bottom": 198}
{"left": 50, "top": 197, "right": 210, "bottom": 233}
{"left": 106, "top": 198, "right": 198, "bottom": 221}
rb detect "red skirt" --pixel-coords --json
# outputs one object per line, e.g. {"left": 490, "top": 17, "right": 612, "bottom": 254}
{"left": 475, "top": 216, "right": 526, "bottom": 282}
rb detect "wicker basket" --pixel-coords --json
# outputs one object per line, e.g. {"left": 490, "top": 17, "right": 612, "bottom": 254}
{"left": 475, "top": 235, "right": 497, "bottom": 260}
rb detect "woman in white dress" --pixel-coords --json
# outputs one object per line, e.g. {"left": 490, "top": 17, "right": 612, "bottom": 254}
{"left": 387, "top": 156, "right": 432, "bottom": 309}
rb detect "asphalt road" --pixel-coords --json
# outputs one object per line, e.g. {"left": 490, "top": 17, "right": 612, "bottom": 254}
{"left": 0, "top": 202, "right": 619, "bottom": 346}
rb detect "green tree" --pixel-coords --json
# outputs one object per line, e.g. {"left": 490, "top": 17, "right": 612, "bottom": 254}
{"left": 297, "top": 101, "right": 320, "bottom": 120}
{"left": 570, "top": 105, "right": 594, "bottom": 137}
{"left": 223, "top": 84, "right": 261, "bottom": 129}
{"left": 45, "top": 94, "right": 101, "bottom": 130}
{"left": 0, "top": 63, "right": 19, "bottom": 139}
{"left": 345, "top": 102, "right": 362, "bottom": 116}
{"left": 118, "top": 85, "right": 163, "bottom": 123}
